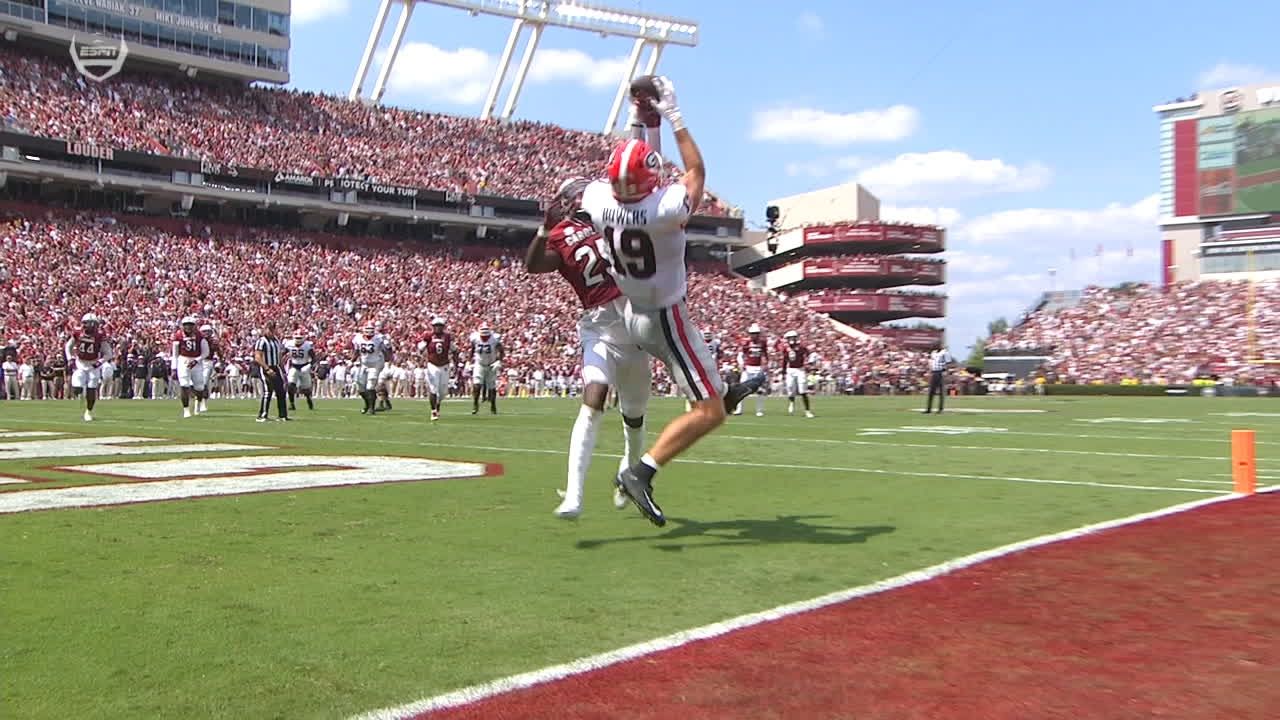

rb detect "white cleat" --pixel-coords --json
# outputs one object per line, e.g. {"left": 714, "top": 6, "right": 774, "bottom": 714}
{"left": 553, "top": 491, "right": 581, "bottom": 519}
{"left": 198, "top": 400, "right": 208, "bottom": 413}
{"left": 756, "top": 411, "right": 764, "bottom": 417}
{"left": 83, "top": 410, "right": 93, "bottom": 422}
{"left": 183, "top": 408, "right": 192, "bottom": 419}
{"left": 613, "top": 486, "right": 630, "bottom": 510}
{"left": 805, "top": 410, "right": 815, "bottom": 418}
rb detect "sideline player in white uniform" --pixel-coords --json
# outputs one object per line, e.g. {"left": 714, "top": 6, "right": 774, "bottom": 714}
{"left": 525, "top": 175, "right": 653, "bottom": 519}
{"left": 469, "top": 324, "right": 503, "bottom": 415}
{"left": 579, "top": 75, "right": 765, "bottom": 526}
{"left": 284, "top": 329, "right": 316, "bottom": 411}
{"left": 352, "top": 323, "right": 390, "bottom": 415}
{"left": 65, "top": 312, "right": 112, "bottom": 421}
{"left": 375, "top": 332, "right": 397, "bottom": 412}
{"left": 171, "top": 315, "right": 210, "bottom": 418}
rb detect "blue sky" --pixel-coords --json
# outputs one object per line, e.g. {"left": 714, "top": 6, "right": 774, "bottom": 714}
{"left": 286, "top": 0, "right": 1280, "bottom": 352}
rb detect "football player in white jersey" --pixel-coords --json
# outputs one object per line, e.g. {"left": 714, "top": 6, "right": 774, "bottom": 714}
{"left": 284, "top": 329, "right": 316, "bottom": 411}
{"left": 469, "top": 324, "right": 503, "bottom": 415}
{"left": 578, "top": 75, "right": 764, "bottom": 526}
{"left": 352, "top": 323, "right": 391, "bottom": 415}
{"left": 375, "top": 332, "right": 397, "bottom": 412}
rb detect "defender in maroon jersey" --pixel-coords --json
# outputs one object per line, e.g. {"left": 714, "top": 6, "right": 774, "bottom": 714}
{"left": 736, "top": 323, "right": 769, "bottom": 416}
{"left": 65, "top": 312, "right": 112, "bottom": 421}
{"left": 524, "top": 177, "right": 651, "bottom": 519}
{"left": 171, "top": 315, "right": 210, "bottom": 418}
{"left": 423, "top": 317, "right": 453, "bottom": 421}
{"left": 781, "top": 330, "right": 815, "bottom": 417}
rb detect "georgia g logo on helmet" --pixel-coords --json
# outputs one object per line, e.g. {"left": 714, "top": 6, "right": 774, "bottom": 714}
{"left": 608, "top": 139, "right": 663, "bottom": 202}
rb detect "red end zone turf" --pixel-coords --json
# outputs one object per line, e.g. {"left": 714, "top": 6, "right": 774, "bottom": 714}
{"left": 427, "top": 493, "right": 1280, "bottom": 720}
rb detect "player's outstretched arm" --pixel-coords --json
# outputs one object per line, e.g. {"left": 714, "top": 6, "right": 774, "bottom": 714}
{"left": 650, "top": 76, "right": 703, "bottom": 215}
{"left": 524, "top": 227, "right": 562, "bottom": 274}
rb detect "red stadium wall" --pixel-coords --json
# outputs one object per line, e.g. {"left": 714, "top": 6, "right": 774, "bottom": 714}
{"left": 802, "top": 258, "right": 944, "bottom": 283}
{"left": 1174, "top": 119, "right": 1199, "bottom": 217}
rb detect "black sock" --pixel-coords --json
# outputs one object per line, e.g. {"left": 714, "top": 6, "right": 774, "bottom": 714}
{"left": 802, "top": 395, "right": 811, "bottom": 410}
{"left": 633, "top": 461, "right": 657, "bottom": 484}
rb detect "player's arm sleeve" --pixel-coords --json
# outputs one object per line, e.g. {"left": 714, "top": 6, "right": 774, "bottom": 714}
{"left": 524, "top": 227, "right": 562, "bottom": 274}
{"left": 199, "top": 339, "right": 209, "bottom": 362}
{"left": 658, "top": 183, "right": 693, "bottom": 227}
{"left": 172, "top": 340, "right": 181, "bottom": 367}
{"left": 64, "top": 338, "right": 74, "bottom": 363}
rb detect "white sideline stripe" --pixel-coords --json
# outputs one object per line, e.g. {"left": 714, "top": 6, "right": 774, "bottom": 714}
{"left": 720, "top": 434, "right": 1230, "bottom": 462}
{"left": 0, "top": 476, "right": 29, "bottom": 485}
{"left": 349, "top": 490, "right": 1265, "bottom": 720}
{"left": 1175, "top": 478, "right": 1234, "bottom": 486}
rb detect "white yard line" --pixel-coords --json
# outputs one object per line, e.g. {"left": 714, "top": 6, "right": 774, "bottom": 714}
{"left": 11, "top": 420, "right": 1225, "bottom": 496}
{"left": 1175, "top": 478, "right": 1235, "bottom": 486}
{"left": 349, "top": 489, "right": 1272, "bottom": 720}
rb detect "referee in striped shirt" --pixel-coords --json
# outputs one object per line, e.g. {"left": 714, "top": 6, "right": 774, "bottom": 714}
{"left": 254, "top": 322, "right": 289, "bottom": 422}
{"left": 924, "top": 345, "right": 953, "bottom": 414}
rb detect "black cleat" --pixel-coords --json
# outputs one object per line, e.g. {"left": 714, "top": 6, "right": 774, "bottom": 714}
{"left": 471, "top": 407, "right": 479, "bottom": 415}
{"left": 723, "top": 373, "right": 768, "bottom": 414}
{"left": 361, "top": 407, "right": 369, "bottom": 415}
{"left": 615, "top": 466, "right": 665, "bottom": 527}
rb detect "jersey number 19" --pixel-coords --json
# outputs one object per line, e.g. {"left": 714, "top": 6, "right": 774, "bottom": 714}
{"left": 604, "top": 227, "right": 656, "bottom": 279}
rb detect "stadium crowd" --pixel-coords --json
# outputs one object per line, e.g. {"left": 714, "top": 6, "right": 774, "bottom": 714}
{"left": 0, "top": 207, "right": 932, "bottom": 400}
{"left": 0, "top": 47, "right": 736, "bottom": 216}
{"left": 986, "top": 282, "right": 1280, "bottom": 383}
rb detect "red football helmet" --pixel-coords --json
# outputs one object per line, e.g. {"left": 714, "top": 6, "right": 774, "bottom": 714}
{"left": 607, "top": 139, "right": 663, "bottom": 203}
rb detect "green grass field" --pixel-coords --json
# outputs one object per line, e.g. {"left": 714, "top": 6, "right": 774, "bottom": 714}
{"left": 1, "top": 395, "right": 1274, "bottom": 719}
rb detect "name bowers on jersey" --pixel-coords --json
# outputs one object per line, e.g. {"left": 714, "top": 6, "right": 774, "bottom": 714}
{"left": 600, "top": 207, "right": 648, "bottom": 227}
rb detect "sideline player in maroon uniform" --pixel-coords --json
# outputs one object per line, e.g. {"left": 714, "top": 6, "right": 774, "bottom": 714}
{"left": 736, "top": 324, "right": 769, "bottom": 417}
{"left": 781, "top": 330, "right": 815, "bottom": 418}
{"left": 525, "top": 176, "right": 654, "bottom": 518}
{"left": 172, "top": 316, "right": 210, "bottom": 418}
{"left": 65, "top": 312, "right": 112, "bottom": 421}
{"left": 423, "top": 317, "right": 453, "bottom": 421}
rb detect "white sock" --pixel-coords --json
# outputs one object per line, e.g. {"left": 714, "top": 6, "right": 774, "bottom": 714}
{"left": 565, "top": 405, "right": 602, "bottom": 505}
{"left": 640, "top": 453, "right": 662, "bottom": 472}
{"left": 622, "top": 420, "right": 646, "bottom": 469}
{"left": 755, "top": 394, "right": 764, "bottom": 413}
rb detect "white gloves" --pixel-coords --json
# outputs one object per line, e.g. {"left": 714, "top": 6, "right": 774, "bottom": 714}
{"left": 651, "top": 76, "right": 685, "bottom": 132}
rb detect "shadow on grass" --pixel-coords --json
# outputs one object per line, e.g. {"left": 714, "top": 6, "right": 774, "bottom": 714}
{"left": 577, "top": 515, "right": 895, "bottom": 552}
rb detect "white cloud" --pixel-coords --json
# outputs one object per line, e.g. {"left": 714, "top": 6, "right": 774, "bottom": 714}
{"left": 1197, "top": 62, "right": 1276, "bottom": 89}
{"left": 382, "top": 43, "right": 495, "bottom": 106}
{"left": 857, "top": 151, "right": 1051, "bottom": 202}
{"left": 784, "top": 155, "right": 864, "bottom": 179}
{"left": 751, "top": 105, "right": 920, "bottom": 145}
{"left": 381, "top": 43, "right": 630, "bottom": 107}
{"left": 939, "top": 195, "right": 1162, "bottom": 348}
{"left": 528, "top": 49, "right": 631, "bottom": 90}
{"left": 797, "top": 11, "right": 825, "bottom": 37}
{"left": 880, "top": 205, "right": 963, "bottom": 227}
{"left": 292, "top": 0, "right": 350, "bottom": 25}
{"left": 959, "top": 194, "right": 1157, "bottom": 247}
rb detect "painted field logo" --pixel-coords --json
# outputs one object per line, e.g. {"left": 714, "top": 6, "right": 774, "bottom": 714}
{"left": 70, "top": 35, "right": 129, "bottom": 82}
{"left": 0, "top": 434, "right": 497, "bottom": 513}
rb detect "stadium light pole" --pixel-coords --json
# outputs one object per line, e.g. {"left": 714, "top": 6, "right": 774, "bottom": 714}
{"left": 481, "top": 19, "right": 525, "bottom": 120}
{"left": 603, "top": 38, "right": 646, "bottom": 134}
{"left": 350, "top": 0, "right": 698, "bottom": 129}
{"left": 370, "top": 0, "right": 417, "bottom": 105}
{"left": 349, "top": 0, "right": 395, "bottom": 101}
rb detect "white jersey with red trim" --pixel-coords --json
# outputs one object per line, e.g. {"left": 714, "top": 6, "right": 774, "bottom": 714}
{"left": 579, "top": 179, "right": 692, "bottom": 310}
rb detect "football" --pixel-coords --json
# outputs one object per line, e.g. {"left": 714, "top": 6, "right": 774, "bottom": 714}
{"left": 629, "top": 74, "right": 660, "bottom": 104}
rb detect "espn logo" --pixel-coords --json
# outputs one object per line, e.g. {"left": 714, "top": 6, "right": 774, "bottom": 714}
{"left": 69, "top": 35, "right": 129, "bottom": 82}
